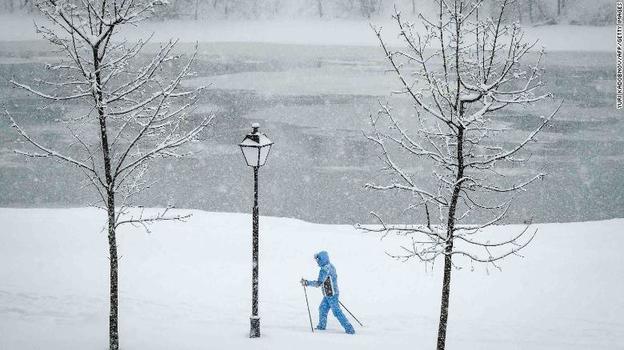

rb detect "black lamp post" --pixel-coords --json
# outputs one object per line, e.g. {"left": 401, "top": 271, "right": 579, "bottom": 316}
{"left": 239, "top": 123, "right": 273, "bottom": 338}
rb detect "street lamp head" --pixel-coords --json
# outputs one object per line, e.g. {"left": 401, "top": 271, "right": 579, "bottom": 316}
{"left": 239, "top": 123, "right": 273, "bottom": 167}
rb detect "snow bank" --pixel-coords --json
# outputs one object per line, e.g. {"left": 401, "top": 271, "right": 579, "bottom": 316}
{"left": 0, "top": 208, "right": 622, "bottom": 349}
{"left": 0, "top": 14, "right": 613, "bottom": 52}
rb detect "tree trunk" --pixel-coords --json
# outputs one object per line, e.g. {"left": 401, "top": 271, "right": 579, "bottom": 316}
{"left": 317, "top": 0, "right": 323, "bottom": 18}
{"left": 107, "top": 197, "right": 119, "bottom": 350}
{"left": 93, "top": 44, "right": 119, "bottom": 350}
{"left": 536, "top": 1, "right": 548, "bottom": 20}
{"left": 360, "top": 0, "right": 370, "bottom": 18}
{"left": 437, "top": 121, "right": 465, "bottom": 350}
{"left": 436, "top": 249, "right": 453, "bottom": 350}
{"left": 252, "top": 0, "right": 259, "bottom": 18}
{"left": 412, "top": 0, "right": 416, "bottom": 15}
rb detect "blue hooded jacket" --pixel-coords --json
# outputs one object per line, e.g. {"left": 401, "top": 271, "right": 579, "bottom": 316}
{"left": 308, "top": 251, "right": 340, "bottom": 296}
{"left": 304, "top": 250, "right": 354, "bottom": 334}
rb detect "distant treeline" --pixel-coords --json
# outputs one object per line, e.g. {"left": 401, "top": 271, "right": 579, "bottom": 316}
{"left": 0, "top": 0, "right": 614, "bottom": 25}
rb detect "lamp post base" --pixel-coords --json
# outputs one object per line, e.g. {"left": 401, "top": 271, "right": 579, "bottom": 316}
{"left": 250, "top": 316, "right": 261, "bottom": 338}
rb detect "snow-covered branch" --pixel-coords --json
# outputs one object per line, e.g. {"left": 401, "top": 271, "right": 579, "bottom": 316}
{"left": 115, "top": 207, "right": 192, "bottom": 232}
{"left": 6, "top": 110, "right": 98, "bottom": 175}
{"left": 362, "top": 0, "right": 560, "bottom": 272}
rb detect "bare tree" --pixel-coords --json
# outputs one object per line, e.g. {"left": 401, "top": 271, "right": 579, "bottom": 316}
{"left": 5, "top": 0, "right": 213, "bottom": 349}
{"left": 360, "top": 1, "right": 560, "bottom": 349}
{"left": 557, "top": 0, "right": 564, "bottom": 16}
{"left": 360, "top": 0, "right": 383, "bottom": 18}
{"left": 194, "top": 0, "right": 200, "bottom": 19}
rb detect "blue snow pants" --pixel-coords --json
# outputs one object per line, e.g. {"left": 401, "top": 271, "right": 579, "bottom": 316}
{"left": 317, "top": 295, "right": 354, "bottom": 333}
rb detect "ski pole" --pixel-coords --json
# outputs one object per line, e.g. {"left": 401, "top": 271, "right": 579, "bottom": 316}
{"left": 302, "top": 282, "right": 314, "bottom": 333}
{"left": 338, "top": 300, "right": 364, "bottom": 327}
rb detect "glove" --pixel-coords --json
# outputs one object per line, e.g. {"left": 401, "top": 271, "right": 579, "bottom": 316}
{"left": 300, "top": 278, "right": 307, "bottom": 286}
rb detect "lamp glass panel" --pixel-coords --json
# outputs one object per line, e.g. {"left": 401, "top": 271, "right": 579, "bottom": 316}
{"left": 241, "top": 145, "right": 260, "bottom": 167}
{"left": 258, "top": 144, "right": 272, "bottom": 166}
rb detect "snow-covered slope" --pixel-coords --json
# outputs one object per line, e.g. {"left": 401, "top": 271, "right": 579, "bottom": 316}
{"left": 1, "top": 208, "right": 623, "bottom": 349}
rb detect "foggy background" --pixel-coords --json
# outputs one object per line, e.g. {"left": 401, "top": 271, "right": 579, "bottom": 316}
{"left": 0, "top": 0, "right": 614, "bottom": 25}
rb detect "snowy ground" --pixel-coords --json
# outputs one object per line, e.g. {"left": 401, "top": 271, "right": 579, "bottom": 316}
{"left": 0, "top": 14, "right": 613, "bottom": 51}
{"left": 1, "top": 208, "right": 623, "bottom": 349}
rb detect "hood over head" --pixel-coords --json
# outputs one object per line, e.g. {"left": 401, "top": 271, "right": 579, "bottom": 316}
{"left": 314, "top": 251, "right": 330, "bottom": 267}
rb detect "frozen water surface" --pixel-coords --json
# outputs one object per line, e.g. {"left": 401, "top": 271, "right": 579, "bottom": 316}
{"left": 0, "top": 41, "right": 621, "bottom": 224}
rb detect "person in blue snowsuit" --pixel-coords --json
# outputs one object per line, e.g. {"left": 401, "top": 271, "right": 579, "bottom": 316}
{"left": 301, "top": 251, "right": 355, "bottom": 334}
